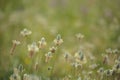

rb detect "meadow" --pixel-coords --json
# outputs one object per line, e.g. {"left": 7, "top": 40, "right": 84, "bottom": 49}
{"left": 0, "top": 0, "right": 120, "bottom": 80}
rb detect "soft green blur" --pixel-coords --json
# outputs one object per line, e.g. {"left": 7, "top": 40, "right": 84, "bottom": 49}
{"left": 0, "top": 0, "right": 120, "bottom": 80}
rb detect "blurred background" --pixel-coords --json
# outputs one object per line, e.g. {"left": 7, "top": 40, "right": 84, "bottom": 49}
{"left": 0, "top": 0, "right": 120, "bottom": 79}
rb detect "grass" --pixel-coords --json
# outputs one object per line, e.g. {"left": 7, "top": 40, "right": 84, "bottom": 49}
{"left": 0, "top": 0, "right": 120, "bottom": 80}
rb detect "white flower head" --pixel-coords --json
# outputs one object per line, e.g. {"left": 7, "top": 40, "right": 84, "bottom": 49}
{"left": 12, "top": 40, "right": 20, "bottom": 45}
{"left": 20, "top": 28, "right": 32, "bottom": 37}
{"left": 54, "top": 34, "right": 63, "bottom": 46}
{"left": 28, "top": 42, "right": 39, "bottom": 53}
{"left": 28, "top": 42, "right": 39, "bottom": 57}
{"left": 38, "top": 37, "right": 47, "bottom": 49}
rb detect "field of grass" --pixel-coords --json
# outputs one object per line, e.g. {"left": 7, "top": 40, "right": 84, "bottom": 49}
{"left": 0, "top": 0, "right": 120, "bottom": 80}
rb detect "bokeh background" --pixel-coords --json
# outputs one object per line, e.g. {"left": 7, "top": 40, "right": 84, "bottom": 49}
{"left": 0, "top": 0, "right": 120, "bottom": 80}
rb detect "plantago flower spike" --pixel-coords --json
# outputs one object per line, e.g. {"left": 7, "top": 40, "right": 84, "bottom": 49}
{"left": 74, "top": 51, "right": 87, "bottom": 64}
{"left": 45, "top": 52, "right": 52, "bottom": 63}
{"left": 28, "top": 42, "right": 39, "bottom": 58}
{"left": 10, "top": 68, "right": 21, "bottom": 80}
{"left": 10, "top": 40, "right": 20, "bottom": 55}
{"left": 54, "top": 34, "right": 63, "bottom": 46}
{"left": 20, "top": 28, "right": 32, "bottom": 37}
{"left": 49, "top": 46, "right": 57, "bottom": 53}
{"left": 38, "top": 37, "right": 47, "bottom": 49}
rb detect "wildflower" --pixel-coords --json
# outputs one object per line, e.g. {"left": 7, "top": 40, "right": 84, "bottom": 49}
{"left": 28, "top": 42, "right": 39, "bottom": 58}
{"left": 104, "top": 69, "right": 113, "bottom": 76}
{"left": 10, "top": 40, "right": 20, "bottom": 55}
{"left": 49, "top": 46, "right": 57, "bottom": 53}
{"left": 38, "top": 37, "right": 47, "bottom": 49}
{"left": 45, "top": 52, "right": 52, "bottom": 62}
{"left": 74, "top": 51, "right": 87, "bottom": 64}
{"left": 23, "top": 74, "right": 30, "bottom": 80}
{"left": 18, "top": 64, "right": 24, "bottom": 73}
{"left": 20, "top": 28, "right": 32, "bottom": 37}
{"left": 106, "top": 48, "right": 113, "bottom": 54}
{"left": 75, "top": 33, "right": 84, "bottom": 40}
{"left": 54, "top": 34, "right": 63, "bottom": 46}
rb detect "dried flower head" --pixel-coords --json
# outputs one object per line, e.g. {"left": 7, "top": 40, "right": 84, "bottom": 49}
{"left": 38, "top": 37, "right": 47, "bottom": 49}
{"left": 49, "top": 46, "right": 57, "bottom": 53}
{"left": 20, "top": 28, "right": 32, "bottom": 37}
{"left": 54, "top": 34, "right": 63, "bottom": 46}
{"left": 28, "top": 42, "right": 39, "bottom": 58}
